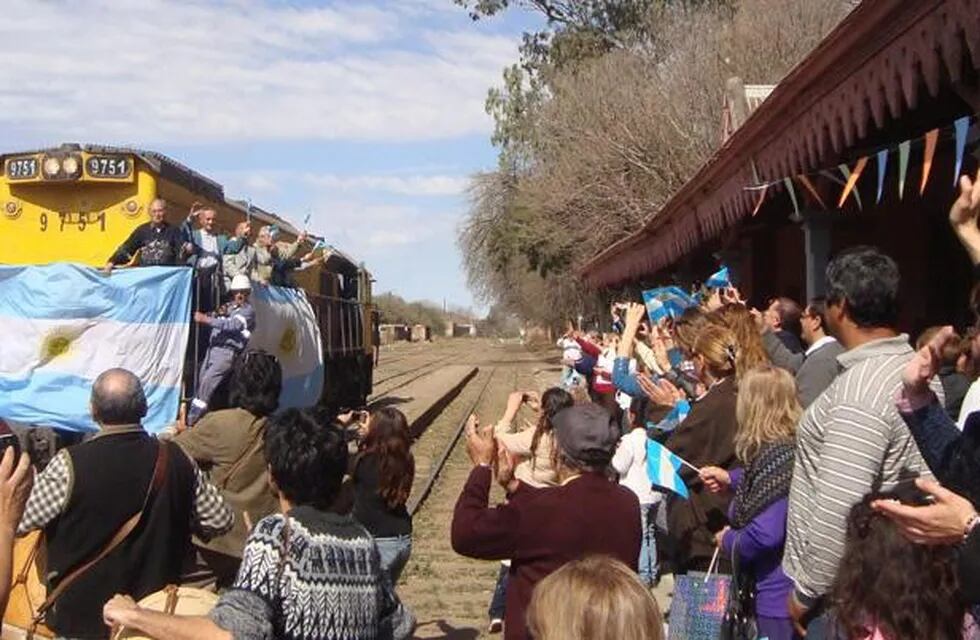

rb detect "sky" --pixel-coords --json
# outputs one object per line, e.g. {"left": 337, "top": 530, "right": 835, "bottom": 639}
{"left": 0, "top": 0, "right": 540, "bottom": 311}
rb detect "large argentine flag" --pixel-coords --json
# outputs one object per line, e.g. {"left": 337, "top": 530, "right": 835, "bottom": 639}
{"left": 646, "top": 439, "right": 690, "bottom": 499}
{"left": 248, "top": 284, "right": 323, "bottom": 409}
{"left": 0, "top": 264, "right": 191, "bottom": 433}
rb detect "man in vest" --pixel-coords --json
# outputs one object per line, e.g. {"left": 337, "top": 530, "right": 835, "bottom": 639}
{"left": 187, "top": 275, "right": 256, "bottom": 427}
{"left": 17, "top": 369, "right": 233, "bottom": 639}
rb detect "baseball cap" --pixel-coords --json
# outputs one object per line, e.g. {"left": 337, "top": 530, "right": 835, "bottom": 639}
{"left": 551, "top": 403, "right": 620, "bottom": 467}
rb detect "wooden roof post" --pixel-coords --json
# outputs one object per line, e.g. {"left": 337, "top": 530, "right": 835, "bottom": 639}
{"left": 801, "top": 209, "right": 831, "bottom": 301}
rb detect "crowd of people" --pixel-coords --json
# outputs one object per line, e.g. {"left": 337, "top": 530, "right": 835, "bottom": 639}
{"left": 7, "top": 177, "right": 980, "bottom": 639}
{"left": 0, "top": 351, "right": 418, "bottom": 639}
{"left": 444, "top": 170, "right": 980, "bottom": 640}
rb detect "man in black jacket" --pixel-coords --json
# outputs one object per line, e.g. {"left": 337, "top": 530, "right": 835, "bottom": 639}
{"left": 104, "top": 199, "right": 192, "bottom": 271}
{"left": 17, "top": 369, "right": 233, "bottom": 639}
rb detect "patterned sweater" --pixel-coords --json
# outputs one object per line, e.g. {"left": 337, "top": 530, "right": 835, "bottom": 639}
{"left": 210, "top": 506, "right": 403, "bottom": 640}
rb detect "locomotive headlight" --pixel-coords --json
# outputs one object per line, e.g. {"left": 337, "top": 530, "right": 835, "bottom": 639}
{"left": 62, "top": 156, "right": 79, "bottom": 176}
{"left": 42, "top": 156, "right": 61, "bottom": 176}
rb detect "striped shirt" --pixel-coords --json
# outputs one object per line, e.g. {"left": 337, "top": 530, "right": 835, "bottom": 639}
{"left": 782, "top": 334, "right": 938, "bottom": 604}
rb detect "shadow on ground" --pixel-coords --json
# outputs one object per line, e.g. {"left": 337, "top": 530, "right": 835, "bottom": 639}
{"left": 413, "top": 620, "right": 480, "bottom": 640}
{"left": 369, "top": 396, "right": 413, "bottom": 409}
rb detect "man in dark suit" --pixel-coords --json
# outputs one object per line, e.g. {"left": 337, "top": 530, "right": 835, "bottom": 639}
{"left": 762, "top": 298, "right": 845, "bottom": 407}
{"left": 765, "top": 296, "right": 805, "bottom": 354}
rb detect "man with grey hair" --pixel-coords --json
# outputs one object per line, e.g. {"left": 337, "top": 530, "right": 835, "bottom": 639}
{"left": 451, "top": 403, "right": 641, "bottom": 640}
{"left": 251, "top": 225, "right": 306, "bottom": 284}
{"left": 104, "top": 198, "right": 192, "bottom": 271}
{"left": 17, "top": 368, "right": 233, "bottom": 639}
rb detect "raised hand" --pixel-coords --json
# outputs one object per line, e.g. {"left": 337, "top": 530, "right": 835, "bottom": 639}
{"left": 637, "top": 375, "right": 682, "bottom": 407}
{"left": 872, "top": 478, "right": 978, "bottom": 545}
{"left": 902, "top": 326, "right": 956, "bottom": 396}
{"left": 950, "top": 169, "right": 980, "bottom": 264}
{"left": 465, "top": 414, "right": 495, "bottom": 467}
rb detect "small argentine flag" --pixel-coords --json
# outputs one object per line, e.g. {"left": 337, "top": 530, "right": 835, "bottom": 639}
{"left": 646, "top": 439, "right": 692, "bottom": 499}
{"left": 705, "top": 265, "right": 731, "bottom": 289}
{"left": 312, "top": 239, "right": 327, "bottom": 252}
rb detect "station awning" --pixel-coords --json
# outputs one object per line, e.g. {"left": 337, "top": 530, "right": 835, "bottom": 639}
{"left": 581, "top": 0, "right": 980, "bottom": 288}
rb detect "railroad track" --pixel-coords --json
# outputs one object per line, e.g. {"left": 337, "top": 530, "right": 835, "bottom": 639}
{"left": 369, "top": 354, "right": 456, "bottom": 400}
{"left": 407, "top": 365, "right": 520, "bottom": 517}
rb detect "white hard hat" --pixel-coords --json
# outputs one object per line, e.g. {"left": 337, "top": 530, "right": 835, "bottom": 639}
{"left": 230, "top": 275, "right": 252, "bottom": 292}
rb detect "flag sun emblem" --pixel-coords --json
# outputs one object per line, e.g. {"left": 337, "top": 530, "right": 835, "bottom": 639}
{"left": 40, "top": 331, "right": 74, "bottom": 362}
{"left": 279, "top": 325, "right": 297, "bottom": 357}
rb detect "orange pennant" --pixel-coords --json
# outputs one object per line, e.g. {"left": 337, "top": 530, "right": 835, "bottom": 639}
{"left": 797, "top": 174, "right": 827, "bottom": 209}
{"left": 838, "top": 157, "right": 869, "bottom": 208}
{"left": 920, "top": 128, "right": 939, "bottom": 195}
{"left": 752, "top": 184, "right": 769, "bottom": 217}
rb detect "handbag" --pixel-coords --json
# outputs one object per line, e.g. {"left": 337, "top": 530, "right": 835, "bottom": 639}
{"left": 14, "top": 441, "right": 171, "bottom": 639}
{"left": 112, "top": 585, "right": 218, "bottom": 639}
{"left": 718, "top": 537, "right": 757, "bottom": 640}
{"left": 668, "top": 547, "right": 731, "bottom": 640}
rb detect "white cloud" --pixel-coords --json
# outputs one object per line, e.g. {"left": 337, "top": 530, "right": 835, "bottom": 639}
{"left": 0, "top": 0, "right": 519, "bottom": 145}
{"left": 302, "top": 173, "right": 468, "bottom": 197}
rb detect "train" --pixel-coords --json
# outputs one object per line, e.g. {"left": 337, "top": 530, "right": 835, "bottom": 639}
{"left": 0, "top": 143, "right": 375, "bottom": 416}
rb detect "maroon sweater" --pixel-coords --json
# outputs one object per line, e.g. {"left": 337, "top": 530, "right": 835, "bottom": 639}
{"left": 451, "top": 466, "right": 641, "bottom": 640}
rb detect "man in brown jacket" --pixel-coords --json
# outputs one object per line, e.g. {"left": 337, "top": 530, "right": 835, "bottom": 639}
{"left": 174, "top": 350, "right": 282, "bottom": 588}
{"left": 451, "top": 403, "right": 640, "bottom": 640}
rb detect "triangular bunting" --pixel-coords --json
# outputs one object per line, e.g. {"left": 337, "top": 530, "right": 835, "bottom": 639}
{"left": 838, "top": 161, "right": 866, "bottom": 211}
{"left": 898, "top": 140, "right": 911, "bottom": 200}
{"left": 876, "top": 149, "right": 888, "bottom": 204}
{"left": 750, "top": 159, "right": 762, "bottom": 186}
{"left": 920, "top": 128, "right": 939, "bottom": 195}
{"left": 797, "top": 174, "right": 827, "bottom": 209}
{"left": 955, "top": 117, "right": 970, "bottom": 186}
{"left": 752, "top": 184, "right": 769, "bottom": 217}
{"left": 784, "top": 177, "right": 801, "bottom": 218}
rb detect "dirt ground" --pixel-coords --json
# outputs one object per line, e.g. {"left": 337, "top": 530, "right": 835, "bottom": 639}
{"left": 373, "top": 339, "right": 558, "bottom": 639}
{"left": 372, "top": 338, "right": 673, "bottom": 639}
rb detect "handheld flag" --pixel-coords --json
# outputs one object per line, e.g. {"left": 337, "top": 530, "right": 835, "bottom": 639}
{"left": 312, "top": 239, "right": 326, "bottom": 252}
{"left": 646, "top": 440, "right": 691, "bottom": 499}
{"left": 268, "top": 224, "right": 279, "bottom": 239}
{"left": 955, "top": 117, "right": 970, "bottom": 186}
{"left": 705, "top": 266, "right": 731, "bottom": 289}
{"left": 646, "top": 399, "right": 691, "bottom": 434}
{"left": 642, "top": 287, "right": 694, "bottom": 325}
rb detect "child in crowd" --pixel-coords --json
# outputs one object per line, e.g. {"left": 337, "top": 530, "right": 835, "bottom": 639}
{"left": 526, "top": 555, "right": 664, "bottom": 640}
{"left": 612, "top": 396, "right": 663, "bottom": 587}
{"left": 557, "top": 323, "right": 584, "bottom": 389}
{"left": 700, "top": 365, "right": 799, "bottom": 640}
{"left": 832, "top": 495, "right": 968, "bottom": 640}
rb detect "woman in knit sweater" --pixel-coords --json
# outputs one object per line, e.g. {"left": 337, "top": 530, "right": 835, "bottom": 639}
{"left": 104, "top": 409, "right": 412, "bottom": 640}
{"left": 701, "top": 365, "right": 800, "bottom": 640}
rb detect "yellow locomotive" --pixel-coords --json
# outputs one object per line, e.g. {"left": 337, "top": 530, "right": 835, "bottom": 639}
{"left": 0, "top": 143, "right": 375, "bottom": 410}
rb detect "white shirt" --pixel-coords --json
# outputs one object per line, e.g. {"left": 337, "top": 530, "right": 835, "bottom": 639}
{"left": 197, "top": 230, "right": 220, "bottom": 269}
{"left": 958, "top": 379, "right": 980, "bottom": 430}
{"left": 805, "top": 335, "right": 838, "bottom": 357}
{"left": 557, "top": 337, "right": 582, "bottom": 363}
{"left": 611, "top": 429, "right": 659, "bottom": 505}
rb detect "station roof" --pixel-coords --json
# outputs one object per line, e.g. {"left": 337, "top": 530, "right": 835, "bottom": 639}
{"left": 581, "top": 0, "right": 980, "bottom": 288}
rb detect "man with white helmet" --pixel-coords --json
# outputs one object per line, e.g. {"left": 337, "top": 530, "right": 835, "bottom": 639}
{"left": 187, "top": 274, "right": 257, "bottom": 427}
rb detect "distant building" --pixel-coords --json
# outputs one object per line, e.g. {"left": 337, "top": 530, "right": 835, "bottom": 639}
{"left": 379, "top": 324, "right": 411, "bottom": 345}
{"left": 446, "top": 322, "right": 477, "bottom": 338}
